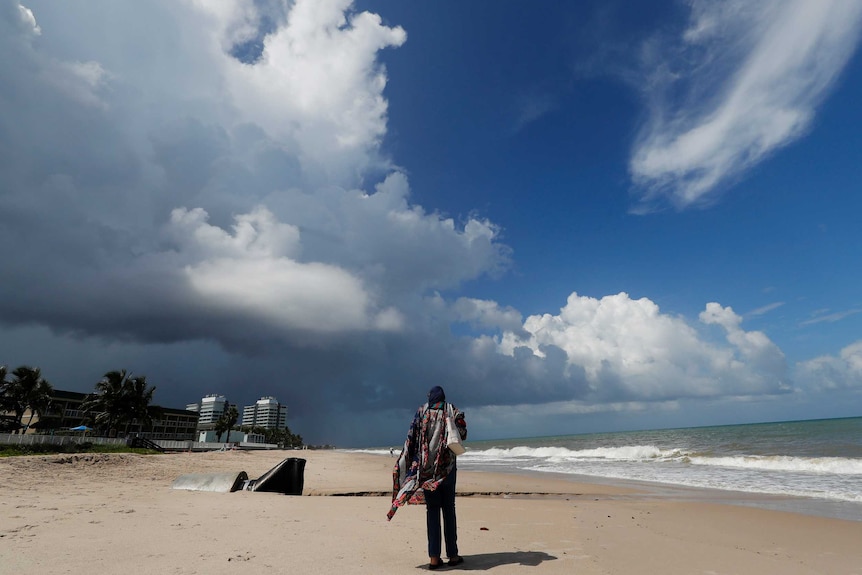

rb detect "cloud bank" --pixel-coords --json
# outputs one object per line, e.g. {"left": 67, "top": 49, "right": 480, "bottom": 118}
{"left": 797, "top": 341, "right": 862, "bottom": 391}
{"left": 630, "top": 0, "right": 862, "bottom": 210}
{"left": 499, "top": 294, "right": 788, "bottom": 403}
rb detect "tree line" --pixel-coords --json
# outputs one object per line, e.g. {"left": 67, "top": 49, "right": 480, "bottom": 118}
{"left": 0, "top": 365, "right": 160, "bottom": 436}
{"left": 239, "top": 424, "right": 303, "bottom": 448}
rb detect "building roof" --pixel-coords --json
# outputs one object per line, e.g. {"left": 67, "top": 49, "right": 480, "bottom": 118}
{"left": 50, "top": 389, "right": 90, "bottom": 401}
{"left": 160, "top": 407, "right": 200, "bottom": 417}
{"left": 46, "top": 389, "right": 195, "bottom": 415}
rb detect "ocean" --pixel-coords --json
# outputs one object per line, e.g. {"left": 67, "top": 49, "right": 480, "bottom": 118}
{"left": 361, "top": 416, "right": 862, "bottom": 522}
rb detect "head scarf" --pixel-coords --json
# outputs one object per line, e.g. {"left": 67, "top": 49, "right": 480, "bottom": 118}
{"left": 427, "top": 386, "right": 446, "bottom": 404}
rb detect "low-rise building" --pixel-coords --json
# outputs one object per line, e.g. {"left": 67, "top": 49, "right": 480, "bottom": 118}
{"left": 197, "top": 430, "right": 266, "bottom": 444}
{"left": 0, "top": 389, "right": 199, "bottom": 440}
{"left": 147, "top": 407, "right": 200, "bottom": 441}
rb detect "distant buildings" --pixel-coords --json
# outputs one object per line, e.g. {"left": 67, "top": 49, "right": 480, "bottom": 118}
{"left": 185, "top": 394, "right": 289, "bottom": 432}
{"left": 3, "top": 388, "right": 290, "bottom": 442}
{"left": 186, "top": 394, "right": 228, "bottom": 430}
{"left": 241, "top": 396, "right": 288, "bottom": 430}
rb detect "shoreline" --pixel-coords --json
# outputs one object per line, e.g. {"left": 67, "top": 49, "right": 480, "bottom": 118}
{"left": 361, "top": 450, "right": 862, "bottom": 523}
{"left": 463, "top": 464, "right": 862, "bottom": 523}
{"left": 2, "top": 450, "right": 861, "bottom": 574}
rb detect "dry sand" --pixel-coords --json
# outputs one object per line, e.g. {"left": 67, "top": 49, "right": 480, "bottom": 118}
{"left": 1, "top": 449, "right": 860, "bottom": 574}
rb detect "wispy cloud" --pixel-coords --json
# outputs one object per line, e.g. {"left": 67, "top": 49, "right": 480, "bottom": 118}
{"left": 748, "top": 302, "right": 785, "bottom": 317}
{"left": 630, "top": 0, "right": 862, "bottom": 211}
{"left": 800, "top": 308, "right": 862, "bottom": 326}
{"left": 512, "top": 91, "right": 557, "bottom": 133}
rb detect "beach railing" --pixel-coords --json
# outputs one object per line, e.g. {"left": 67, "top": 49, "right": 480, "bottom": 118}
{"left": 185, "top": 441, "right": 281, "bottom": 451}
{"left": 127, "top": 435, "right": 166, "bottom": 452}
{"left": 0, "top": 434, "right": 282, "bottom": 452}
{"left": 124, "top": 440, "right": 281, "bottom": 452}
{"left": 0, "top": 433, "right": 125, "bottom": 447}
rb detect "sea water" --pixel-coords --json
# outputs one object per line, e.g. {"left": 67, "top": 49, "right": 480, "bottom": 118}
{"left": 362, "top": 417, "right": 862, "bottom": 521}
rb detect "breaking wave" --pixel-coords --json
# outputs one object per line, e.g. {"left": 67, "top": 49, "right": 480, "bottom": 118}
{"left": 464, "top": 445, "right": 683, "bottom": 461}
{"left": 689, "top": 455, "right": 862, "bottom": 475}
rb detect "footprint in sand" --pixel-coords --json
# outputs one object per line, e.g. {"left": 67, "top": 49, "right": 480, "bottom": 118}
{"left": 227, "top": 553, "right": 254, "bottom": 562}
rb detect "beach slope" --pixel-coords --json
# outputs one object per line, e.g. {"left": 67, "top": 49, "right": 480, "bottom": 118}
{"left": 1, "top": 450, "right": 859, "bottom": 574}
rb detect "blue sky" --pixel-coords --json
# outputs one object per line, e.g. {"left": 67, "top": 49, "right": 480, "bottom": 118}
{"left": 2, "top": 0, "right": 862, "bottom": 445}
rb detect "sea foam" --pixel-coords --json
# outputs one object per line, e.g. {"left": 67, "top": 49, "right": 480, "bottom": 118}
{"left": 464, "top": 444, "right": 680, "bottom": 461}
{"left": 689, "top": 455, "right": 862, "bottom": 475}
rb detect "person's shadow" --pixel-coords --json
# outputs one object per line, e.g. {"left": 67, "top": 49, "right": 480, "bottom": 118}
{"left": 420, "top": 551, "right": 557, "bottom": 570}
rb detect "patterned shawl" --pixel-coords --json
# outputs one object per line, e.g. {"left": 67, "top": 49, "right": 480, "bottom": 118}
{"left": 387, "top": 401, "right": 466, "bottom": 520}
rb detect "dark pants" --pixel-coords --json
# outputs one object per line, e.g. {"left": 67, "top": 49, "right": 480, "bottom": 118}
{"left": 425, "top": 469, "right": 458, "bottom": 559}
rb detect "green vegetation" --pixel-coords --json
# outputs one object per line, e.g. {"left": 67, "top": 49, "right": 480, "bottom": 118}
{"left": 1, "top": 366, "right": 162, "bottom": 438}
{"left": 215, "top": 404, "right": 239, "bottom": 442}
{"left": 0, "top": 365, "right": 53, "bottom": 433}
{"left": 0, "top": 442, "right": 160, "bottom": 457}
{"left": 80, "top": 369, "right": 163, "bottom": 437}
{"left": 239, "top": 424, "right": 303, "bottom": 448}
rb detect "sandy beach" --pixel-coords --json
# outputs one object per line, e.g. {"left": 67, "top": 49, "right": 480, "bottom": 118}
{"left": 1, "top": 450, "right": 860, "bottom": 575}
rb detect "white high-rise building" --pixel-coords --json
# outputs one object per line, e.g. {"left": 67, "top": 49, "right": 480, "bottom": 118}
{"left": 186, "top": 394, "right": 228, "bottom": 429}
{"left": 241, "top": 396, "right": 287, "bottom": 430}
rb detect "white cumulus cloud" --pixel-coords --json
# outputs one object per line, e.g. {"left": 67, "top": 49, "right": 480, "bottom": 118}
{"left": 167, "top": 205, "right": 401, "bottom": 334}
{"left": 168, "top": 206, "right": 302, "bottom": 261}
{"left": 17, "top": 3, "right": 38, "bottom": 34}
{"left": 451, "top": 297, "right": 524, "bottom": 333}
{"left": 500, "top": 293, "right": 788, "bottom": 401}
{"left": 206, "top": 0, "right": 407, "bottom": 183}
{"left": 796, "top": 340, "right": 862, "bottom": 391}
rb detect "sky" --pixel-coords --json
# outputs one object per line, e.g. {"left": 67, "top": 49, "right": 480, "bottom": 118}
{"left": 2, "top": 0, "right": 862, "bottom": 446}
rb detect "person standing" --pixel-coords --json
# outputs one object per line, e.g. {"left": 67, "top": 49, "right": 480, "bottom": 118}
{"left": 387, "top": 386, "right": 467, "bottom": 569}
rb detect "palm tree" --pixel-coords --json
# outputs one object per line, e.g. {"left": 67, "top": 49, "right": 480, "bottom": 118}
{"left": 0, "top": 364, "right": 8, "bottom": 407}
{"left": 82, "top": 370, "right": 159, "bottom": 437}
{"left": 124, "top": 374, "right": 162, "bottom": 435}
{"left": 225, "top": 405, "right": 238, "bottom": 439}
{"left": 215, "top": 405, "right": 239, "bottom": 443}
{"left": 214, "top": 414, "right": 227, "bottom": 442}
{"left": 81, "top": 370, "right": 128, "bottom": 435}
{"left": 0, "top": 365, "right": 15, "bottom": 432}
{"left": 6, "top": 366, "right": 54, "bottom": 433}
